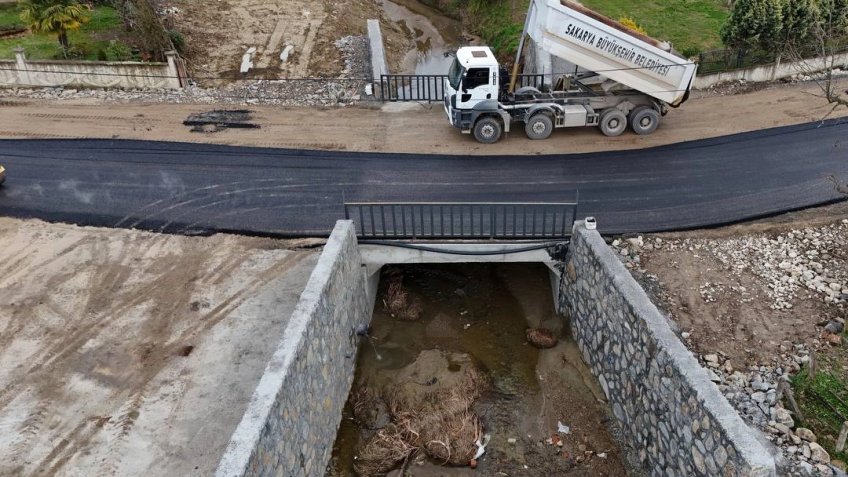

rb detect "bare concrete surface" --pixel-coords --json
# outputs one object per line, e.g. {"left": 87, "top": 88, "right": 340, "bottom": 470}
{"left": 0, "top": 217, "right": 319, "bottom": 477}
{"left": 0, "top": 82, "right": 846, "bottom": 154}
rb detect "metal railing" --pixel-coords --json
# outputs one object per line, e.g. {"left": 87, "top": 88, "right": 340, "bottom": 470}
{"left": 344, "top": 200, "right": 579, "bottom": 240}
{"left": 380, "top": 74, "right": 447, "bottom": 102}
{"left": 378, "top": 74, "right": 551, "bottom": 102}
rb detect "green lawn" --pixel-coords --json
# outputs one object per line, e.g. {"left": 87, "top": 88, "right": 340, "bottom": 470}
{"left": 0, "top": 4, "right": 131, "bottom": 60}
{"left": 579, "top": 0, "right": 729, "bottom": 56}
{"left": 472, "top": 0, "right": 729, "bottom": 60}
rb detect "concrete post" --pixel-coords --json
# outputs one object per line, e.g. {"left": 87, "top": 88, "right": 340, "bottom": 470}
{"left": 366, "top": 19, "right": 388, "bottom": 97}
{"left": 164, "top": 50, "right": 182, "bottom": 89}
{"left": 13, "top": 47, "right": 31, "bottom": 86}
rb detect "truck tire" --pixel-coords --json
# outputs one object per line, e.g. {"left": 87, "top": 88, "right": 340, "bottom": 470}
{"left": 473, "top": 116, "right": 503, "bottom": 144}
{"left": 515, "top": 86, "right": 542, "bottom": 96}
{"left": 629, "top": 106, "right": 661, "bottom": 135}
{"left": 599, "top": 109, "right": 627, "bottom": 137}
{"left": 524, "top": 113, "right": 553, "bottom": 140}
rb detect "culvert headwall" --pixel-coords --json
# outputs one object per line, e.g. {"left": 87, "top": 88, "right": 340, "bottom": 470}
{"left": 215, "top": 220, "right": 370, "bottom": 477}
{"left": 559, "top": 222, "right": 777, "bottom": 477}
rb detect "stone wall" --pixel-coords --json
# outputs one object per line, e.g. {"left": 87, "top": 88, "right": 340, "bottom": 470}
{"left": 215, "top": 220, "right": 371, "bottom": 477}
{"left": 0, "top": 48, "right": 182, "bottom": 89}
{"left": 559, "top": 222, "right": 777, "bottom": 477}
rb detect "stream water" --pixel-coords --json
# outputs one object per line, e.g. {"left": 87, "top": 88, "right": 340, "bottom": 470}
{"left": 379, "top": 0, "right": 463, "bottom": 74}
{"left": 327, "top": 263, "right": 631, "bottom": 477}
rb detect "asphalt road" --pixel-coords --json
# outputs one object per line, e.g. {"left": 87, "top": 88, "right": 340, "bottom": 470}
{"left": 1, "top": 118, "right": 846, "bottom": 237}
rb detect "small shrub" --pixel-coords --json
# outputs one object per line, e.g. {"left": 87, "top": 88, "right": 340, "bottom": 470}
{"left": 105, "top": 40, "right": 132, "bottom": 61}
{"left": 168, "top": 29, "right": 185, "bottom": 53}
{"left": 680, "top": 46, "right": 701, "bottom": 59}
{"left": 619, "top": 16, "right": 648, "bottom": 35}
{"left": 97, "top": 48, "right": 107, "bottom": 60}
{"left": 62, "top": 44, "right": 89, "bottom": 59}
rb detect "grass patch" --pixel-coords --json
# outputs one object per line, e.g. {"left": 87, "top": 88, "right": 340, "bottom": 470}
{"left": 469, "top": 0, "right": 728, "bottom": 60}
{"left": 0, "top": 5, "right": 131, "bottom": 60}
{"left": 578, "top": 0, "right": 728, "bottom": 56}
{"left": 792, "top": 369, "right": 848, "bottom": 464}
{"left": 469, "top": 0, "right": 528, "bottom": 62}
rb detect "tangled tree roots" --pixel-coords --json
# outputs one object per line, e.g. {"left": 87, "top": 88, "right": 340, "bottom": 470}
{"left": 353, "top": 423, "right": 417, "bottom": 476}
{"left": 354, "top": 352, "right": 488, "bottom": 475}
{"left": 382, "top": 272, "right": 423, "bottom": 321}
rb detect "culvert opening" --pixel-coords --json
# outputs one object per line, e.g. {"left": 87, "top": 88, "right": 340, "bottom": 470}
{"left": 328, "top": 262, "right": 628, "bottom": 476}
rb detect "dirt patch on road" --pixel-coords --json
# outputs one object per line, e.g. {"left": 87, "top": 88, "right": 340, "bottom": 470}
{"left": 0, "top": 217, "right": 319, "bottom": 476}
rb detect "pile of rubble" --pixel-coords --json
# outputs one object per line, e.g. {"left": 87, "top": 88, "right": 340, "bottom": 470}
{"left": 1, "top": 78, "right": 371, "bottom": 106}
{"left": 698, "top": 349, "right": 845, "bottom": 477}
{"left": 612, "top": 220, "right": 848, "bottom": 311}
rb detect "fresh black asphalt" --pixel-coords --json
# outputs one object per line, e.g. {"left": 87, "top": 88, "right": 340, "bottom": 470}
{"left": 0, "top": 118, "right": 846, "bottom": 237}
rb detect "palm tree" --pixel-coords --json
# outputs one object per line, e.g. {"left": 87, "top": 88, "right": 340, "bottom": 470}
{"left": 18, "top": 0, "right": 90, "bottom": 57}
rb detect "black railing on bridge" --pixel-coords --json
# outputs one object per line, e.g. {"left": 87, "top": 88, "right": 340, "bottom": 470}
{"left": 380, "top": 75, "right": 447, "bottom": 102}
{"left": 378, "top": 74, "right": 548, "bottom": 102}
{"left": 344, "top": 200, "right": 578, "bottom": 240}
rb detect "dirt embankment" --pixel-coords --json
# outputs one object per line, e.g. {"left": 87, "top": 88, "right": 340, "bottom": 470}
{"left": 0, "top": 217, "right": 319, "bottom": 476}
{"left": 611, "top": 202, "right": 848, "bottom": 369}
{"left": 163, "top": 0, "right": 419, "bottom": 81}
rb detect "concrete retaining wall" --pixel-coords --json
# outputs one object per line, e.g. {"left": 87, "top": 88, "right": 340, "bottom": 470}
{"left": 694, "top": 52, "right": 848, "bottom": 89}
{"left": 215, "top": 220, "right": 371, "bottom": 477}
{"left": 367, "top": 19, "right": 388, "bottom": 81}
{"left": 0, "top": 48, "right": 182, "bottom": 89}
{"left": 558, "top": 222, "right": 776, "bottom": 477}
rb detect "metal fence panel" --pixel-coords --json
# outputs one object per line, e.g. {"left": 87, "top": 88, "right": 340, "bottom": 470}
{"left": 344, "top": 201, "right": 579, "bottom": 240}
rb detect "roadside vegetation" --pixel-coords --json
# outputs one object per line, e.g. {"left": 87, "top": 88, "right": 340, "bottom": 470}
{"left": 466, "top": 0, "right": 729, "bottom": 61}
{"left": 792, "top": 358, "right": 848, "bottom": 465}
{"left": 0, "top": 0, "right": 182, "bottom": 61}
{"left": 0, "top": 2, "right": 132, "bottom": 60}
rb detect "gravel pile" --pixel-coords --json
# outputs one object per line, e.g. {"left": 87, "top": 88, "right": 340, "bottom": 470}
{"left": 1, "top": 78, "right": 371, "bottom": 106}
{"left": 613, "top": 220, "right": 848, "bottom": 311}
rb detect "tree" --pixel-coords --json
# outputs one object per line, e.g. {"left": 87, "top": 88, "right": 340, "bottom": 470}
{"left": 787, "top": 0, "right": 848, "bottom": 111}
{"left": 779, "top": 0, "right": 819, "bottom": 48}
{"left": 19, "top": 0, "right": 89, "bottom": 57}
{"left": 721, "top": 0, "right": 784, "bottom": 53}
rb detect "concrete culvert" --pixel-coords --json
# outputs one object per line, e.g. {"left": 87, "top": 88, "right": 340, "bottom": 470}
{"left": 329, "top": 263, "right": 631, "bottom": 477}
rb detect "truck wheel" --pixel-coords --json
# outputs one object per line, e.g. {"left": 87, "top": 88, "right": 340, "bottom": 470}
{"left": 599, "top": 109, "right": 627, "bottom": 137}
{"left": 515, "top": 86, "right": 541, "bottom": 96}
{"left": 473, "top": 117, "right": 502, "bottom": 144}
{"left": 524, "top": 113, "right": 553, "bottom": 140}
{"left": 630, "top": 106, "right": 661, "bottom": 135}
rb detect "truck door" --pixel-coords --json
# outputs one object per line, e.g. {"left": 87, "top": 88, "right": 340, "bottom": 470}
{"left": 457, "top": 67, "right": 496, "bottom": 109}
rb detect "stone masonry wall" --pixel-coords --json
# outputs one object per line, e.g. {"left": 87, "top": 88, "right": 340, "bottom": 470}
{"left": 559, "top": 222, "right": 777, "bottom": 477}
{"left": 215, "top": 220, "right": 371, "bottom": 477}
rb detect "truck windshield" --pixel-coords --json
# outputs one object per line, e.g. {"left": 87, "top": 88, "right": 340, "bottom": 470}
{"left": 448, "top": 58, "right": 464, "bottom": 90}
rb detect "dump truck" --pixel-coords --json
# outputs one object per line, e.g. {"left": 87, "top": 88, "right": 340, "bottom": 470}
{"left": 443, "top": 0, "right": 698, "bottom": 143}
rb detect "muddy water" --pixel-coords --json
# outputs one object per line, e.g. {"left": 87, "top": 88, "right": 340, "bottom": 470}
{"left": 328, "top": 263, "right": 631, "bottom": 477}
{"left": 379, "top": 0, "right": 462, "bottom": 74}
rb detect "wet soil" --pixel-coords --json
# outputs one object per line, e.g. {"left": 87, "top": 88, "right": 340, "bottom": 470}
{"left": 327, "top": 263, "right": 629, "bottom": 477}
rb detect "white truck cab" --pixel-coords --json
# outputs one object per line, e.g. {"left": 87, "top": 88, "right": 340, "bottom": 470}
{"left": 444, "top": 47, "right": 513, "bottom": 143}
